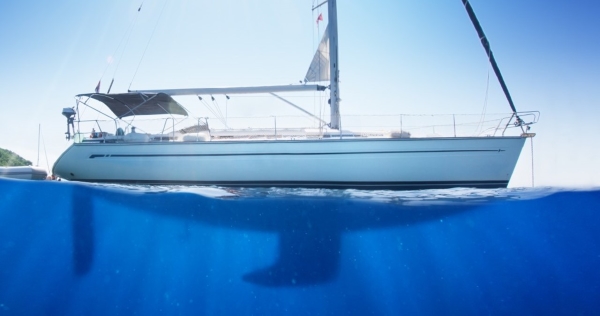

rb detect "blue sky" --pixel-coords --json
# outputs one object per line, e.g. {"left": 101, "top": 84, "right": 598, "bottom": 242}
{"left": 0, "top": 0, "right": 598, "bottom": 187}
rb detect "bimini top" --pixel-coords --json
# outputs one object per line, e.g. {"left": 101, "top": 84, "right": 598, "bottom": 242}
{"left": 76, "top": 92, "right": 188, "bottom": 118}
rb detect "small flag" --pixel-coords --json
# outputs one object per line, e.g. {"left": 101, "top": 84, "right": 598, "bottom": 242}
{"left": 95, "top": 80, "right": 101, "bottom": 93}
{"left": 316, "top": 13, "right": 323, "bottom": 24}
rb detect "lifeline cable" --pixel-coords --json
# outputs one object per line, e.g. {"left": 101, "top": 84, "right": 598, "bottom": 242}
{"left": 129, "top": 0, "right": 171, "bottom": 90}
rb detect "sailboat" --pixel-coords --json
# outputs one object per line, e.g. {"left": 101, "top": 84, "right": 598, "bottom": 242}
{"left": 52, "top": 0, "right": 537, "bottom": 190}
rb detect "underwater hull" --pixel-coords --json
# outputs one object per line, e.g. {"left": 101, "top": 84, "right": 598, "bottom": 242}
{"left": 52, "top": 137, "right": 526, "bottom": 189}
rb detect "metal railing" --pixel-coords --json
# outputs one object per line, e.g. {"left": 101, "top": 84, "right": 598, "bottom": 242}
{"left": 69, "top": 111, "right": 539, "bottom": 142}
{"left": 494, "top": 111, "right": 540, "bottom": 136}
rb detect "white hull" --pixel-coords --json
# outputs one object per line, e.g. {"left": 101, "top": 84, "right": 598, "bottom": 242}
{"left": 53, "top": 137, "right": 526, "bottom": 189}
{"left": 0, "top": 166, "right": 47, "bottom": 180}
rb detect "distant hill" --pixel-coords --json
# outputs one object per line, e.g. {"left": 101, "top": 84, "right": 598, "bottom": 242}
{"left": 0, "top": 148, "right": 32, "bottom": 166}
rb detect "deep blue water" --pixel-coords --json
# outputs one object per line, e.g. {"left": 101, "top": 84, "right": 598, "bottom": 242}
{"left": 0, "top": 179, "right": 599, "bottom": 315}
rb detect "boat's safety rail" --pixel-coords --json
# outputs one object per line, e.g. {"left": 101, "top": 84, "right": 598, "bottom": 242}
{"left": 201, "top": 112, "right": 539, "bottom": 139}
{"left": 339, "top": 112, "right": 539, "bottom": 138}
{"left": 68, "top": 111, "right": 539, "bottom": 143}
{"left": 73, "top": 117, "right": 190, "bottom": 144}
{"left": 494, "top": 111, "right": 540, "bottom": 136}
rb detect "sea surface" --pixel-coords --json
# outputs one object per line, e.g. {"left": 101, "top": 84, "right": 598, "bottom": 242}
{"left": 0, "top": 179, "right": 599, "bottom": 315}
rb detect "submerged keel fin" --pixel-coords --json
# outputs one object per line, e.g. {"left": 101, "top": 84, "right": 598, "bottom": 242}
{"left": 71, "top": 187, "right": 95, "bottom": 276}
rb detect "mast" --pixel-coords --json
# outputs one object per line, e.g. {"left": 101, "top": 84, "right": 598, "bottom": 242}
{"left": 461, "top": 0, "right": 519, "bottom": 118}
{"left": 328, "top": 0, "right": 341, "bottom": 129}
{"left": 36, "top": 124, "right": 40, "bottom": 167}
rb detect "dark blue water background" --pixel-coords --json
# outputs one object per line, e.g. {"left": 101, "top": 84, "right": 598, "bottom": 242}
{"left": 1, "top": 178, "right": 599, "bottom": 315}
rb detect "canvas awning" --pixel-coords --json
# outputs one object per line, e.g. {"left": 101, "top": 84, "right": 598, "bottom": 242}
{"left": 76, "top": 93, "right": 188, "bottom": 118}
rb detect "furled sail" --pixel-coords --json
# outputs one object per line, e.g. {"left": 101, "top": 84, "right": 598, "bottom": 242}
{"left": 304, "top": 25, "right": 330, "bottom": 83}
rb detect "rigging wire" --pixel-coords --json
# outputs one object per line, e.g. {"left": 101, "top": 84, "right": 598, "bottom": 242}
{"left": 198, "top": 98, "right": 220, "bottom": 121}
{"left": 129, "top": 0, "right": 170, "bottom": 90}
{"left": 198, "top": 97, "right": 228, "bottom": 127}
{"left": 474, "top": 70, "right": 490, "bottom": 135}
{"left": 311, "top": 0, "right": 327, "bottom": 130}
{"left": 312, "top": 1, "right": 316, "bottom": 127}
{"left": 112, "top": 3, "right": 144, "bottom": 79}
{"left": 318, "top": 92, "right": 326, "bottom": 130}
{"left": 211, "top": 97, "right": 226, "bottom": 123}
{"left": 40, "top": 128, "right": 50, "bottom": 173}
{"left": 98, "top": 2, "right": 144, "bottom": 92}
{"left": 474, "top": 41, "right": 494, "bottom": 136}
{"left": 530, "top": 137, "right": 535, "bottom": 187}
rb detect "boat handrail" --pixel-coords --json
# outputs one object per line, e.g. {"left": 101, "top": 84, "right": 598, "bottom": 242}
{"left": 160, "top": 117, "right": 176, "bottom": 142}
{"left": 69, "top": 112, "right": 538, "bottom": 141}
{"left": 495, "top": 111, "right": 540, "bottom": 136}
